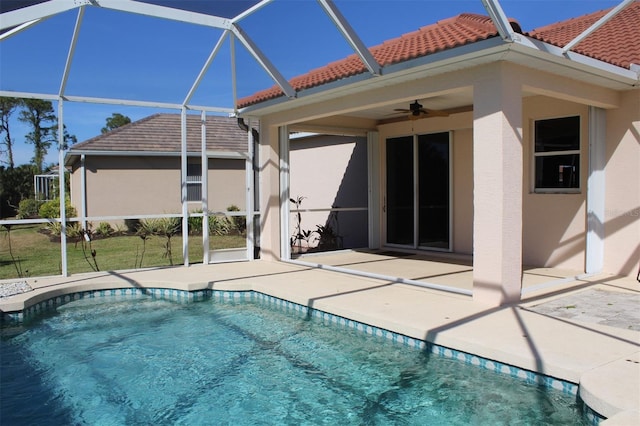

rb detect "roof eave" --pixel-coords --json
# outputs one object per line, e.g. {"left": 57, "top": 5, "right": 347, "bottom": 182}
{"left": 237, "top": 37, "right": 509, "bottom": 117}
{"left": 511, "top": 36, "right": 640, "bottom": 88}
{"left": 238, "top": 34, "right": 638, "bottom": 118}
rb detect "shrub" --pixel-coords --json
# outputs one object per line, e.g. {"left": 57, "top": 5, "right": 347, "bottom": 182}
{"left": 139, "top": 217, "right": 181, "bottom": 266}
{"left": 95, "top": 222, "right": 114, "bottom": 237}
{"left": 0, "top": 165, "right": 35, "bottom": 219}
{"left": 17, "top": 198, "right": 43, "bottom": 219}
{"left": 227, "top": 205, "right": 246, "bottom": 235}
{"left": 188, "top": 210, "right": 232, "bottom": 236}
{"left": 113, "top": 222, "right": 127, "bottom": 234}
{"left": 38, "top": 198, "right": 77, "bottom": 219}
{"left": 139, "top": 217, "right": 181, "bottom": 237}
{"left": 124, "top": 219, "right": 141, "bottom": 233}
{"left": 210, "top": 215, "right": 232, "bottom": 236}
{"left": 44, "top": 222, "right": 83, "bottom": 238}
{"left": 67, "top": 223, "right": 83, "bottom": 239}
{"left": 188, "top": 210, "right": 204, "bottom": 235}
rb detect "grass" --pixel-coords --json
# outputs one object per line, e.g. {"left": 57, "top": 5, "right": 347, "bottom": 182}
{"left": 0, "top": 224, "right": 246, "bottom": 280}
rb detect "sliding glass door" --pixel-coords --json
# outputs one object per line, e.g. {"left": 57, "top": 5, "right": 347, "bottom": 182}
{"left": 386, "top": 132, "right": 451, "bottom": 250}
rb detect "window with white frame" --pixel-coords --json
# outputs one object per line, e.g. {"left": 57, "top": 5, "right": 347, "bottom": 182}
{"left": 534, "top": 116, "right": 580, "bottom": 192}
{"left": 186, "top": 161, "right": 202, "bottom": 202}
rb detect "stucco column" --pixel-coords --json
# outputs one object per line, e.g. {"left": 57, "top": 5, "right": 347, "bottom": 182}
{"left": 472, "top": 65, "right": 523, "bottom": 305}
{"left": 258, "top": 123, "right": 282, "bottom": 261}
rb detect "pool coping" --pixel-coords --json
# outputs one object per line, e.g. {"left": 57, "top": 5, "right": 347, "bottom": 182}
{"left": 1, "top": 262, "right": 638, "bottom": 425}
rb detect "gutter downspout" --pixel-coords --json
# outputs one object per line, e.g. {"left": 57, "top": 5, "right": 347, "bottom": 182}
{"left": 237, "top": 117, "right": 260, "bottom": 143}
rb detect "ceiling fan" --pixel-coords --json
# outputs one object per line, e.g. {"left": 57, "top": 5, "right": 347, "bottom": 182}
{"left": 393, "top": 100, "right": 449, "bottom": 119}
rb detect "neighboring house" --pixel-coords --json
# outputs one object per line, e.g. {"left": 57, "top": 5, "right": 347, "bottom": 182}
{"left": 65, "top": 114, "right": 250, "bottom": 221}
{"left": 34, "top": 167, "right": 60, "bottom": 201}
{"left": 238, "top": 5, "right": 640, "bottom": 305}
{"left": 65, "top": 114, "right": 371, "bottom": 251}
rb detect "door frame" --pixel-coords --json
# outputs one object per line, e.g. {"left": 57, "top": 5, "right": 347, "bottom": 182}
{"left": 383, "top": 131, "right": 453, "bottom": 252}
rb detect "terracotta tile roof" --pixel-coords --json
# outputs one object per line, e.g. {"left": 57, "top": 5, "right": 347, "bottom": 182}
{"left": 528, "top": 1, "right": 640, "bottom": 69}
{"left": 238, "top": 3, "right": 639, "bottom": 109}
{"left": 70, "top": 114, "right": 248, "bottom": 154}
{"left": 237, "top": 13, "right": 507, "bottom": 108}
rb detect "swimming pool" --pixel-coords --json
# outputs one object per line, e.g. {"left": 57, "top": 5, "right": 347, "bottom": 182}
{"left": 1, "top": 293, "right": 589, "bottom": 425}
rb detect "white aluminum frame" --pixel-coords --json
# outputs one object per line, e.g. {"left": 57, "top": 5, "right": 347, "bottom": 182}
{"left": 180, "top": 108, "right": 189, "bottom": 266}
{"left": 244, "top": 118, "right": 256, "bottom": 262}
{"left": 317, "top": 0, "right": 381, "bottom": 76}
{"left": 481, "top": 0, "right": 517, "bottom": 42}
{"left": 586, "top": 106, "right": 606, "bottom": 274}
{"left": 367, "top": 131, "right": 380, "bottom": 249}
{"left": 1, "top": 0, "right": 636, "bottom": 280}
{"left": 562, "top": 0, "right": 636, "bottom": 54}
{"left": 279, "top": 125, "right": 291, "bottom": 260}
{"left": 201, "top": 111, "right": 210, "bottom": 264}
{"left": 57, "top": 98, "right": 68, "bottom": 276}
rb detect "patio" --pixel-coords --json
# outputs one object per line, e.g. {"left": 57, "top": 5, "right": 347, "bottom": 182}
{"left": 290, "top": 249, "right": 601, "bottom": 297}
{"left": 2, "top": 1, "right": 638, "bottom": 423}
{"left": 1, "top": 254, "right": 638, "bottom": 424}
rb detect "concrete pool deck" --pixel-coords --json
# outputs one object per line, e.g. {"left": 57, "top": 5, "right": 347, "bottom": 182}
{"left": 1, "top": 256, "right": 638, "bottom": 424}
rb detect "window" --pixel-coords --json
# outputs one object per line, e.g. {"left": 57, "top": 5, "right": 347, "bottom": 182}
{"left": 186, "top": 162, "right": 202, "bottom": 202}
{"left": 534, "top": 116, "right": 580, "bottom": 191}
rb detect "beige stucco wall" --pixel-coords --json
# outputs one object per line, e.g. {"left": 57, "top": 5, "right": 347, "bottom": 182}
{"left": 70, "top": 156, "right": 246, "bottom": 220}
{"left": 257, "top": 123, "right": 282, "bottom": 261}
{"left": 452, "top": 127, "right": 474, "bottom": 255}
{"left": 289, "top": 135, "right": 368, "bottom": 250}
{"left": 252, "top": 62, "right": 638, "bottom": 280}
{"left": 207, "top": 158, "right": 247, "bottom": 212}
{"left": 522, "top": 97, "right": 589, "bottom": 271}
{"left": 376, "top": 95, "right": 610, "bottom": 273}
{"left": 603, "top": 90, "right": 640, "bottom": 277}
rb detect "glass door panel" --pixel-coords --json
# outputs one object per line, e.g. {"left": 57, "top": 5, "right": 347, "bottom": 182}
{"left": 386, "top": 136, "right": 414, "bottom": 245}
{"left": 418, "top": 133, "right": 450, "bottom": 250}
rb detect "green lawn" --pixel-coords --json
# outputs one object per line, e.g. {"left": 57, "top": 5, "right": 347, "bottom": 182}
{"left": 0, "top": 224, "right": 246, "bottom": 280}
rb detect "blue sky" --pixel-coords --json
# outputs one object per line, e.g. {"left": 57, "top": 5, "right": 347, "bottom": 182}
{"left": 0, "top": 0, "right": 621, "bottom": 167}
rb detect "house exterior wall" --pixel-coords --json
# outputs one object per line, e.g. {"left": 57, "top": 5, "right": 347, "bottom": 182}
{"left": 206, "top": 158, "right": 247, "bottom": 211}
{"left": 255, "top": 62, "right": 637, "bottom": 279}
{"left": 258, "top": 122, "right": 282, "bottom": 261}
{"left": 376, "top": 89, "right": 637, "bottom": 278}
{"left": 452, "top": 127, "right": 474, "bottom": 254}
{"left": 69, "top": 156, "right": 246, "bottom": 220}
{"left": 603, "top": 90, "right": 640, "bottom": 277}
{"left": 522, "top": 97, "right": 589, "bottom": 271}
{"left": 289, "top": 135, "right": 368, "bottom": 250}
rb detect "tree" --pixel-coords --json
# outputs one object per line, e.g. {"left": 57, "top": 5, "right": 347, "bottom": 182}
{"left": 102, "top": 113, "right": 131, "bottom": 133}
{"left": 19, "top": 99, "right": 56, "bottom": 173}
{"left": 53, "top": 123, "right": 78, "bottom": 151}
{"left": 0, "top": 164, "right": 35, "bottom": 218}
{"left": 0, "top": 97, "right": 21, "bottom": 168}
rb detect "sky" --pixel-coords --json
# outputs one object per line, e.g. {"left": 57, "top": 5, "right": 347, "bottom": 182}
{"left": 0, "top": 0, "right": 622, "bottom": 167}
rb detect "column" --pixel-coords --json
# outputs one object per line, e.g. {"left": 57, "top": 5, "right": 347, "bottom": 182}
{"left": 472, "top": 65, "right": 523, "bottom": 305}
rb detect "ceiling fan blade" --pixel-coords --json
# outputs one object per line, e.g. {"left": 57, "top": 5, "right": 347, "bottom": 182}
{"left": 420, "top": 108, "right": 449, "bottom": 117}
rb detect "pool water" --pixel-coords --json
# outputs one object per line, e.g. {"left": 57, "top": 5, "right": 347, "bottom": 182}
{"left": 1, "top": 296, "right": 587, "bottom": 425}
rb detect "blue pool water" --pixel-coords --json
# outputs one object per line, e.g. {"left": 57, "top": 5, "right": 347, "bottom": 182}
{"left": 1, "top": 296, "right": 588, "bottom": 425}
